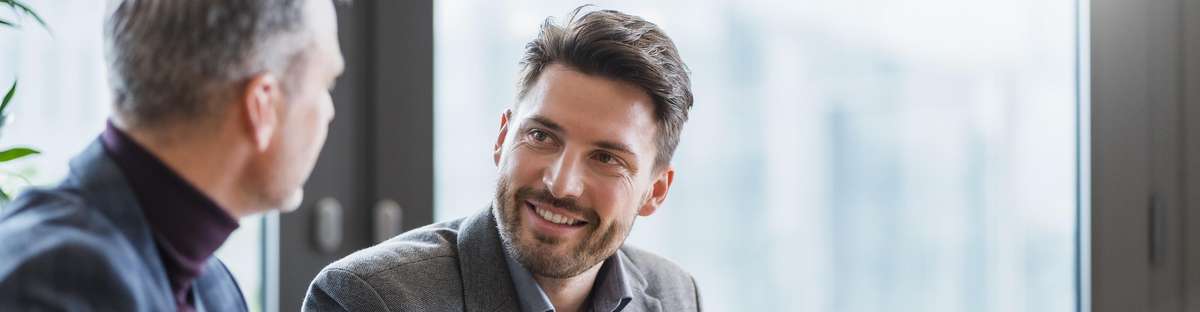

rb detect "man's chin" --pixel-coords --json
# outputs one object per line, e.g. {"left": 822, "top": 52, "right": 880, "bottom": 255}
{"left": 520, "top": 252, "right": 593, "bottom": 279}
{"left": 278, "top": 189, "right": 304, "bottom": 213}
{"left": 515, "top": 238, "right": 587, "bottom": 272}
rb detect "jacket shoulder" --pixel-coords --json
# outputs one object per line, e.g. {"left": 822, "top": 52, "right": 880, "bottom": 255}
{"left": 324, "top": 218, "right": 464, "bottom": 277}
{"left": 0, "top": 188, "right": 148, "bottom": 309}
{"left": 1, "top": 187, "right": 92, "bottom": 228}
{"left": 0, "top": 187, "right": 135, "bottom": 263}
{"left": 621, "top": 244, "right": 702, "bottom": 310}
{"left": 305, "top": 218, "right": 467, "bottom": 311}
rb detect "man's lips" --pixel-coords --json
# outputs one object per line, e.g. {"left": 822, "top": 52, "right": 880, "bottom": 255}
{"left": 525, "top": 199, "right": 589, "bottom": 226}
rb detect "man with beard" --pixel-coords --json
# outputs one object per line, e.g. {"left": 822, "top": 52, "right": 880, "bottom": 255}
{"left": 304, "top": 7, "right": 699, "bottom": 312}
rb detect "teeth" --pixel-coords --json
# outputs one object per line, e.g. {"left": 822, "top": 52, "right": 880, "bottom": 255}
{"left": 534, "top": 205, "right": 579, "bottom": 225}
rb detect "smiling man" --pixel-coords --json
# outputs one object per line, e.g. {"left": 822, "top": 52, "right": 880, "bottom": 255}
{"left": 303, "top": 7, "right": 699, "bottom": 312}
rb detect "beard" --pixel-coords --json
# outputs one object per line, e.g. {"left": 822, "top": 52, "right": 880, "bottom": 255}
{"left": 493, "top": 176, "right": 633, "bottom": 278}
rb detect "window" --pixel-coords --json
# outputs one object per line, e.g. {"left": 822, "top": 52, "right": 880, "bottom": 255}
{"left": 0, "top": 2, "right": 265, "bottom": 311}
{"left": 434, "top": 0, "right": 1079, "bottom": 311}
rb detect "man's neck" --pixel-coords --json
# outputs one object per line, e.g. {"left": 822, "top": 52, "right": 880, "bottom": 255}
{"left": 122, "top": 123, "right": 253, "bottom": 219}
{"left": 533, "top": 261, "right": 605, "bottom": 312}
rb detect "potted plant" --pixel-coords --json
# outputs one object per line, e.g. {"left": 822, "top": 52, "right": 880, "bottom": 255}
{"left": 0, "top": 0, "right": 44, "bottom": 203}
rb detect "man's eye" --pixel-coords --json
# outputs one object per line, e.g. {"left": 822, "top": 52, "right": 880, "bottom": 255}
{"left": 527, "top": 129, "right": 551, "bottom": 143}
{"left": 593, "top": 152, "right": 620, "bottom": 165}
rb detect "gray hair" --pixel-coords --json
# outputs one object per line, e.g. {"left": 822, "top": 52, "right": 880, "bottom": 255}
{"left": 105, "top": 0, "right": 314, "bottom": 129}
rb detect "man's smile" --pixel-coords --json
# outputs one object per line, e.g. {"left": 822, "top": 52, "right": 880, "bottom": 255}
{"left": 524, "top": 199, "right": 589, "bottom": 236}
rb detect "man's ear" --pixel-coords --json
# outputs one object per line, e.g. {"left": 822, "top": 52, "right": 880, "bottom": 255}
{"left": 639, "top": 165, "right": 675, "bottom": 217}
{"left": 243, "top": 74, "right": 281, "bottom": 152}
{"left": 493, "top": 109, "right": 512, "bottom": 167}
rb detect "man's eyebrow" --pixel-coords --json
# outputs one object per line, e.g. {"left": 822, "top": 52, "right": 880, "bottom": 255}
{"left": 595, "top": 140, "right": 637, "bottom": 158}
{"left": 525, "top": 114, "right": 637, "bottom": 158}
{"left": 526, "top": 115, "right": 565, "bottom": 133}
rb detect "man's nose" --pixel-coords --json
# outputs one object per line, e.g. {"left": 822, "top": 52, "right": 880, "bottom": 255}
{"left": 543, "top": 153, "right": 584, "bottom": 200}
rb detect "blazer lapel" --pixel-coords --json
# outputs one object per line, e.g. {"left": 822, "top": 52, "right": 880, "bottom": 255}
{"left": 457, "top": 206, "right": 521, "bottom": 312}
{"left": 618, "top": 249, "right": 662, "bottom": 312}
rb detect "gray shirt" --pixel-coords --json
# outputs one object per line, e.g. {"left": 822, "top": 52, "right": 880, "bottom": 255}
{"left": 504, "top": 248, "right": 633, "bottom": 312}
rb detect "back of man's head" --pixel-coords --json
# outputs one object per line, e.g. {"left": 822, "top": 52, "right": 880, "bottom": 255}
{"left": 103, "top": 0, "right": 345, "bottom": 215}
{"left": 105, "top": 0, "right": 312, "bottom": 130}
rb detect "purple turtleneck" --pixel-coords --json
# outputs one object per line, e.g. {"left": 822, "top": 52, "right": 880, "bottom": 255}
{"left": 99, "top": 122, "right": 239, "bottom": 312}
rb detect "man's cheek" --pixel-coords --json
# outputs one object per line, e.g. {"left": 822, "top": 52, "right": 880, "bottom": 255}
{"left": 506, "top": 154, "right": 542, "bottom": 183}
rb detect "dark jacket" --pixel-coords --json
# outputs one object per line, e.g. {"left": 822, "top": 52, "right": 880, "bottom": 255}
{"left": 0, "top": 140, "right": 247, "bottom": 311}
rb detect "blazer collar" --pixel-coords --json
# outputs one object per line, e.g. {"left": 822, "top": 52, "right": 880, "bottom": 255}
{"left": 63, "top": 139, "right": 175, "bottom": 309}
{"left": 457, "top": 206, "right": 521, "bottom": 312}
{"left": 615, "top": 248, "right": 662, "bottom": 311}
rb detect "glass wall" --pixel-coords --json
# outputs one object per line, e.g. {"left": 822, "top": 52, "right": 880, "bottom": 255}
{"left": 434, "top": 0, "right": 1079, "bottom": 311}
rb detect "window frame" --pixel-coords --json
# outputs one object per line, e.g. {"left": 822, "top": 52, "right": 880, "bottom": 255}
{"left": 1089, "top": 0, "right": 1200, "bottom": 310}
{"left": 271, "top": 1, "right": 435, "bottom": 311}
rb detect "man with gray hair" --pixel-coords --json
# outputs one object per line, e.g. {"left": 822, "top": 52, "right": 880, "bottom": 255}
{"left": 0, "top": 0, "right": 344, "bottom": 310}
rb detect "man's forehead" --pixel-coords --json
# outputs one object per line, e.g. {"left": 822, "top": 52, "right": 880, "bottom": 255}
{"left": 531, "top": 67, "right": 654, "bottom": 120}
{"left": 520, "top": 66, "right": 656, "bottom": 133}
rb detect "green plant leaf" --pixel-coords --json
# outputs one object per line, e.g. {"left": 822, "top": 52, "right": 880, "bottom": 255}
{"left": 0, "top": 147, "right": 38, "bottom": 162}
{"left": 1, "top": 80, "right": 15, "bottom": 115}
{"left": 4, "top": 0, "right": 46, "bottom": 29}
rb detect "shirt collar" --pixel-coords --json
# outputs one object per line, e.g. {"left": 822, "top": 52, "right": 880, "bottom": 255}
{"left": 590, "top": 251, "right": 635, "bottom": 312}
{"left": 100, "top": 121, "right": 238, "bottom": 307}
{"left": 503, "top": 247, "right": 634, "bottom": 312}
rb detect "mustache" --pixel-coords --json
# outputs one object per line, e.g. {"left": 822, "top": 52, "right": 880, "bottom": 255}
{"left": 514, "top": 187, "right": 594, "bottom": 221}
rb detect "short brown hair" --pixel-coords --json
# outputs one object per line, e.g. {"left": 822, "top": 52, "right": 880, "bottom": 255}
{"left": 517, "top": 7, "right": 694, "bottom": 170}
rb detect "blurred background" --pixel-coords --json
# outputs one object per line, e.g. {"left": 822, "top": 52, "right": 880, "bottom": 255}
{"left": 436, "top": 1, "right": 1077, "bottom": 312}
{"left": 0, "top": 0, "right": 1105, "bottom": 311}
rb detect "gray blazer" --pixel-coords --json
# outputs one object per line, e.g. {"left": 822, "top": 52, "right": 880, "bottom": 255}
{"left": 303, "top": 207, "right": 702, "bottom": 311}
{"left": 0, "top": 140, "right": 248, "bottom": 312}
